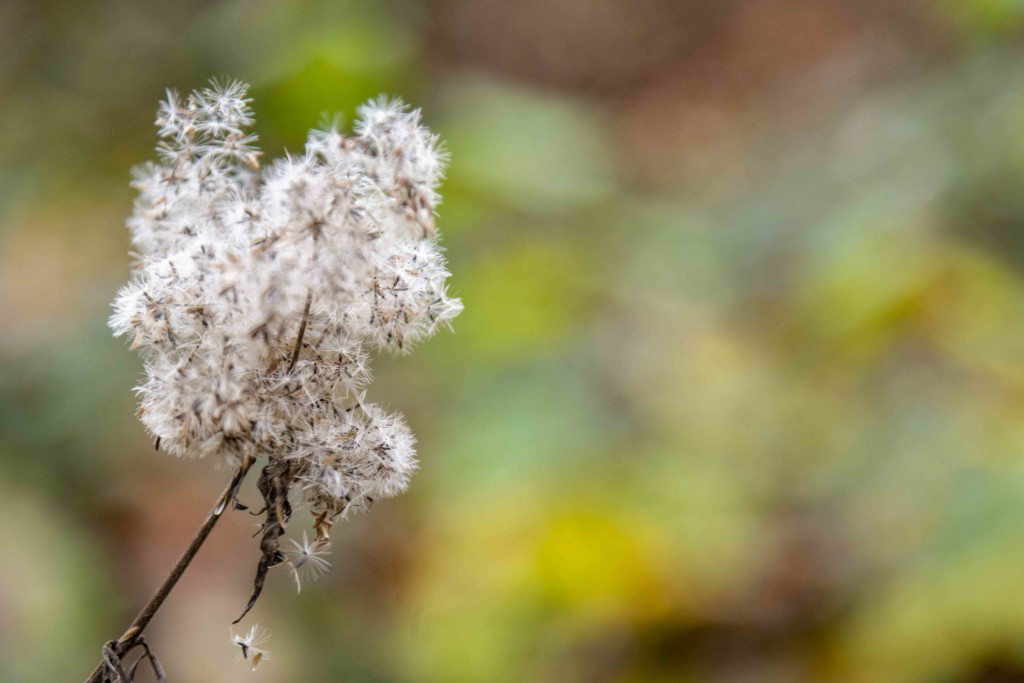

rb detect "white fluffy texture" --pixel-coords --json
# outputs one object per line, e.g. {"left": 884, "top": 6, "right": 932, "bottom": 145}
{"left": 110, "top": 80, "right": 461, "bottom": 518}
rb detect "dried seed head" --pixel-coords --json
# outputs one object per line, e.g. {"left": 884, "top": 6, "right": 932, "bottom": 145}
{"left": 111, "top": 79, "right": 461, "bottom": 608}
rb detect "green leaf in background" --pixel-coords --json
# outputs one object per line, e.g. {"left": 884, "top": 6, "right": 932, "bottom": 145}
{"left": 941, "top": 0, "right": 1024, "bottom": 41}
{"left": 439, "top": 80, "right": 617, "bottom": 213}
{"left": 0, "top": 478, "right": 110, "bottom": 682}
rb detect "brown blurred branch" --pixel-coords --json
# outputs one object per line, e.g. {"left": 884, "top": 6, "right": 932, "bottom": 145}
{"left": 84, "top": 456, "right": 255, "bottom": 683}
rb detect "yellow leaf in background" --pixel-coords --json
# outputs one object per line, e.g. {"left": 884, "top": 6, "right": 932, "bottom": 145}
{"left": 922, "top": 244, "right": 1024, "bottom": 385}
{"left": 534, "top": 509, "right": 670, "bottom": 624}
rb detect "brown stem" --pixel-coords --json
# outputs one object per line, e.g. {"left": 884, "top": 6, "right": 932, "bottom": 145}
{"left": 287, "top": 290, "right": 313, "bottom": 373}
{"left": 84, "top": 456, "right": 255, "bottom": 683}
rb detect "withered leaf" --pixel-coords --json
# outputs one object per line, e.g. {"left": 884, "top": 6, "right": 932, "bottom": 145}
{"left": 234, "top": 458, "right": 292, "bottom": 624}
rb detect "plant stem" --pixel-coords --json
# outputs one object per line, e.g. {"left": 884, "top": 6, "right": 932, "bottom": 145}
{"left": 288, "top": 290, "right": 313, "bottom": 373}
{"left": 84, "top": 457, "right": 255, "bottom": 683}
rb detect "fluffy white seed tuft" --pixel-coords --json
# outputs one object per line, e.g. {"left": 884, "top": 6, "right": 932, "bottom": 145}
{"left": 231, "top": 624, "right": 271, "bottom": 670}
{"left": 112, "top": 79, "right": 460, "bottom": 526}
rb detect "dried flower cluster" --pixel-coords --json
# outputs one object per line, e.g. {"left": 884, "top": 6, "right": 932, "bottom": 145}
{"left": 109, "top": 80, "right": 461, "bottom": 639}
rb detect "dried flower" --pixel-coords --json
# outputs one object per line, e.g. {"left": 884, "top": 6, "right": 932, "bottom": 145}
{"left": 110, "top": 79, "right": 461, "bottom": 623}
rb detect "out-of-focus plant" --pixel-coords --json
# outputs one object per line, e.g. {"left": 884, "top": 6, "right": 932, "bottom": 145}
{"left": 85, "top": 78, "right": 461, "bottom": 681}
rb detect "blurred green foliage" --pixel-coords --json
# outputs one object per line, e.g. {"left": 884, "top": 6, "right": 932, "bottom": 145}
{"left": 7, "top": 1, "right": 1024, "bottom": 682}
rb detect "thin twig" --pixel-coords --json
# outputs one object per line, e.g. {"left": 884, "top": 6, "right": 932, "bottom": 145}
{"left": 102, "top": 641, "right": 131, "bottom": 682}
{"left": 84, "top": 456, "right": 255, "bottom": 683}
{"left": 127, "top": 636, "right": 167, "bottom": 683}
{"left": 288, "top": 290, "right": 313, "bottom": 373}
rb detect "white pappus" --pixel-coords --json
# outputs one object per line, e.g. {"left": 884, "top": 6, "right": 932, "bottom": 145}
{"left": 109, "top": 79, "right": 461, "bottom": 653}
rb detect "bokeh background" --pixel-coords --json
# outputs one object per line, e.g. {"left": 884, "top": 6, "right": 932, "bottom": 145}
{"left": 5, "top": 1, "right": 1024, "bottom": 681}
